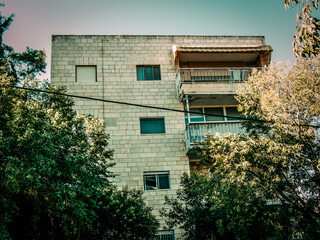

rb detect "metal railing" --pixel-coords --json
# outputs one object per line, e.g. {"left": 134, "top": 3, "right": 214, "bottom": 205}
{"left": 185, "top": 121, "right": 244, "bottom": 152}
{"left": 177, "top": 67, "right": 259, "bottom": 83}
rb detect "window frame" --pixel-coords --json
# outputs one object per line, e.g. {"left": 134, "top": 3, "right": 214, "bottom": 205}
{"left": 136, "top": 65, "right": 161, "bottom": 81}
{"left": 155, "top": 230, "right": 175, "bottom": 240}
{"left": 75, "top": 65, "right": 97, "bottom": 83}
{"left": 186, "top": 106, "right": 241, "bottom": 123}
{"left": 143, "top": 172, "right": 170, "bottom": 191}
{"left": 140, "top": 117, "right": 165, "bottom": 134}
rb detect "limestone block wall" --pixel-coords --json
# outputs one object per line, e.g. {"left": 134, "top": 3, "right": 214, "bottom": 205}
{"left": 51, "top": 35, "right": 268, "bottom": 237}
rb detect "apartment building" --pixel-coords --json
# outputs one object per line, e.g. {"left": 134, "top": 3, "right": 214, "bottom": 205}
{"left": 51, "top": 35, "right": 272, "bottom": 239}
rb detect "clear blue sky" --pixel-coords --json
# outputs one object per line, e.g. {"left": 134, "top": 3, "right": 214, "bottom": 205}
{"left": 2, "top": 0, "right": 299, "bottom": 80}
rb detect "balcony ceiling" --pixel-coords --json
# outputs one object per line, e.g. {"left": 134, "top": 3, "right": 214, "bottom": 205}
{"left": 186, "top": 94, "right": 238, "bottom": 106}
{"left": 179, "top": 52, "right": 260, "bottom": 62}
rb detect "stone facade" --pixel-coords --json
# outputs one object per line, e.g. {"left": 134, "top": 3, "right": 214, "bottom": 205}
{"left": 51, "top": 35, "right": 272, "bottom": 238}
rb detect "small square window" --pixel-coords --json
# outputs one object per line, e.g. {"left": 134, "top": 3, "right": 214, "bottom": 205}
{"left": 144, "top": 172, "right": 170, "bottom": 191}
{"left": 76, "top": 65, "right": 97, "bottom": 83}
{"left": 140, "top": 118, "right": 165, "bottom": 134}
{"left": 137, "top": 65, "right": 161, "bottom": 81}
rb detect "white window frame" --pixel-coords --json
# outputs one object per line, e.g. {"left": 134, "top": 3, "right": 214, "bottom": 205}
{"left": 188, "top": 106, "right": 241, "bottom": 123}
{"left": 143, "top": 172, "right": 170, "bottom": 191}
{"left": 155, "top": 230, "right": 175, "bottom": 240}
{"left": 136, "top": 65, "right": 161, "bottom": 81}
{"left": 75, "top": 65, "right": 97, "bottom": 83}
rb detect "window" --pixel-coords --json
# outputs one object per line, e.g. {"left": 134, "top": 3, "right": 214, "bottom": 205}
{"left": 137, "top": 65, "right": 161, "bottom": 81}
{"left": 226, "top": 107, "right": 241, "bottom": 121}
{"left": 155, "top": 230, "right": 175, "bottom": 240}
{"left": 144, "top": 172, "right": 170, "bottom": 190}
{"left": 189, "top": 108, "right": 204, "bottom": 122}
{"left": 140, "top": 118, "right": 165, "bottom": 134}
{"left": 205, "top": 107, "right": 224, "bottom": 121}
{"left": 76, "top": 65, "right": 97, "bottom": 83}
{"left": 186, "top": 106, "right": 241, "bottom": 123}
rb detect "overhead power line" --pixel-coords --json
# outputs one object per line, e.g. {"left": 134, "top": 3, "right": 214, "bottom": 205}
{"left": 2, "top": 84, "right": 320, "bottom": 129}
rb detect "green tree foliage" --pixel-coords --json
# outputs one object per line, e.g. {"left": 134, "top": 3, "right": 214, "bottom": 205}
{"left": 0, "top": 4, "right": 46, "bottom": 81}
{"left": 0, "top": 80, "right": 159, "bottom": 240}
{"left": 284, "top": 0, "right": 320, "bottom": 57}
{"left": 86, "top": 188, "right": 159, "bottom": 239}
{"left": 0, "top": 6, "right": 158, "bottom": 240}
{"left": 162, "top": 173, "right": 275, "bottom": 240}
{"left": 198, "top": 58, "right": 320, "bottom": 239}
{"left": 163, "top": 58, "right": 320, "bottom": 239}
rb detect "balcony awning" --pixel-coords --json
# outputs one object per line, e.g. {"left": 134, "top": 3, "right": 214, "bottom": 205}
{"left": 173, "top": 45, "right": 273, "bottom": 65}
{"left": 173, "top": 45, "right": 273, "bottom": 53}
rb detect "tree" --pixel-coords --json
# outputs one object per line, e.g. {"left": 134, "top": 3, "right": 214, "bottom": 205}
{"left": 162, "top": 173, "right": 276, "bottom": 240}
{"left": 163, "top": 58, "right": 320, "bottom": 239}
{"left": 0, "top": 4, "right": 46, "bottom": 81}
{"left": 284, "top": 0, "right": 320, "bottom": 57}
{"left": 0, "top": 79, "right": 159, "bottom": 240}
{"left": 198, "top": 58, "right": 320, "bottom": 239}
{"left": 0, "top": 6, "right": 158, "bottom": 239}
{"left": 86, "top": 187, "right": 159, "bottom": 239}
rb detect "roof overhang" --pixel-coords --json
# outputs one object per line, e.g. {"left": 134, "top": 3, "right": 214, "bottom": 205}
{"left": 173, "top": 45, "right": 273, "bottom": 64}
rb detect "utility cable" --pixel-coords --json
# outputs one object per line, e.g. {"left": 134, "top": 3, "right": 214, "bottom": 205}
{"left": 2, "top": 84, "right": 320, "bottom": 129}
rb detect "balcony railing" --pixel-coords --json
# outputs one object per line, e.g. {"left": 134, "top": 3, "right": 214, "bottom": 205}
{"left": 177, "top": 67, "right": 257, "bottom": 83}
{"left": 185, "top": 121, "right": 244, "bottom": 154}
{"left": 176, "top": 68, "right": 262, "bottom": 99}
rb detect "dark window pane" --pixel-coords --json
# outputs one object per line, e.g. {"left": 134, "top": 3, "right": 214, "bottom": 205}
{"left": 140, "top": 118, "right": 165, "bottom": 134}
{"left": 189, "top": 108, "right": 204, "bottom": 122}
{"left": 145, "top": 67, "right": 153, "bottom": 80}
{"left": 145, "top": 175, "right": 157, "bottom": 190}
{"left": 205, "top": 108, "right": 224, "bottom": 121}
{"left": 158, "top": 174, "right": 170, "bottom": 189}
{"left": 226, "top": 107, "right": 241, "bottom": 121}
{"left": 153, "top": 66, "right": 161, "bottom": 80}
{"left": 137, "top": 66, "right": 145, "bottom": 81}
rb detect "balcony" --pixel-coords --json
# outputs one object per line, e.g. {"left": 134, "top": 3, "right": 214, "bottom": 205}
{"left": 185, "top": 121, "right": 244, "bottom": 155}
{"left": 176, "top": 68, "right": 260, "bottom": 101}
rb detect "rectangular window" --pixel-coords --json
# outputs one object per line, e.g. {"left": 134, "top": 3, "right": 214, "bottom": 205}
{"left": 137, "top": 65, "right": 161, "bottom": 81}
{"left": 189, "top": 108, "right": 204, "bottom": 122}
{"left": 140, "top": 118, "right": 165, "bottom": 134}
{"left": 76, "top": 65, "right": 97, "bottom": 83}
{"left": 144, "top": 172, "right": 170, "bottom": 191}
{"left": 185, "top": 106, "right": 241, "bottom": 123}
{"left": 205, "top": 107, "right": 224, "bottom": 121}
{"left": 155, "top": 230, "right": 175, "bottom": 240}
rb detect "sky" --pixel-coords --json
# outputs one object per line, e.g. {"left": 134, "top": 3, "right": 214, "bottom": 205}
{"left": 2, "top": 0, "right": 301, "bottom": 80}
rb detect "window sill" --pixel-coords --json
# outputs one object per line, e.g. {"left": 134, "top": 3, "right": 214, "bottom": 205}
{"left": 188, "top": 120, "right": 241, "bottom": 124}
{"left": 145, "top": 189, "right": 171, "bottom": 191}
{"left": 140, "top": 133, "right": 166, "bottom": 136}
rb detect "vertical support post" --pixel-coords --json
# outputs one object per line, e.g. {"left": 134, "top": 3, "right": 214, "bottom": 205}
{"left": 186, "top": 95, "right": 191, "bottom": 124}
{"left": 185, "top": 94, "right": 192, "bottom": 152}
